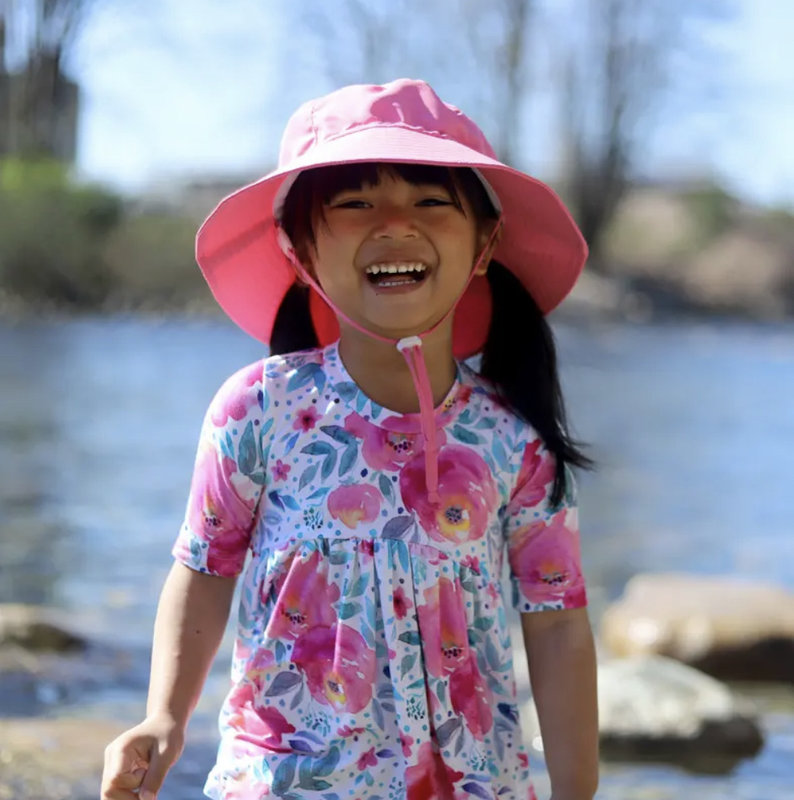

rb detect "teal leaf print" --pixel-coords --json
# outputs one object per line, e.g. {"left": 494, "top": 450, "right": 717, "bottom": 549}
{"left": 492, "top": 438, "right": 509, "bottom": 470}
{"left": 355, "top": 391, "right": 367, "bottom": 413}
{"left": 369, "top": 401, "right": 384, "bottom": 420}
{"left": 468, "top": 628, "right": 483, "bottom": 646}
{"left": 400, "top": 652, "right": 417, "bottom": 676}
{"left": 364, "top": 594, "right": 377, "bottom": 628}
{"left": 237, "top": 422, "right": 256, "bottom": 475}
{"left": 498, "top": 703, "right": 519, "bottom": 724}
{"left": 287, "top": 363, "right": 323, "bottom": 392}
{"left": 474, "top": 615, "right": 494, "bottom": 632}
{"left": 220, "top": 431, "right": 234, "bottom": 461}
{"left": 338, "top": 601, "right": 362, "bottom": 620}
{"left": 264, "top": 510, "right": 282, "bottom": 525}
{"left": 321, "top": 449, "right": 337, "bottom": 480}
{"left": 248, "top": 470, "right": 267, "bottom": 485}
{"left": 458, "top": 408, "right": 473, "bottom": 425}
{"left": 454, "top": 730, "right": 465, "bottom": 756}
{"left": 272, "top": 753, "right": 297, "bottom": 796}
{"left": 259, "top": 416, "right": 274, "bottom": 445}
{"left": 451, "top": 424, "right": 482, "bottom": 445}
{"left": 301, "top": 441, "right": 335, "bottom": 457}
{"left": 377, "top": 684, "right": 395, "bottom": 701}
{"left": 290, "top": 683, "right": 305, "bottom": 710}
{"left": 266, "top": 671, "right": 302, "bottom": 696}
{"left": 435, "top": 717, "right": 462, "bottom": 747}
{"left": 335, "top": 381, "right": 358, "bottom": 404}
{"left": 475, "top": 416, "right": 497, "bottom": 429}
{"left": 313, "top": 746, "right": 340, "bottom": 777}
{"left": 398, "top": 631, "right": 422, "bottom": 646}
{"left": 307, "top": 486, "right": 331, "bottom": 501}
{"left": 281, "top": 494, "right": 300, "bottom": 511}
{"left": 361, "top": 623, "right": 375, "bottom": 647}
{"left": 320, "top": 425, "right": 355, "bottom": 445}
{"left": 436, "top": 679, "right": 446, "bottom": 705}
{"left": 382, "top": 516, "right": 413, "bottom": 539}
{"left": 268, "top": 491, "right": 285, "bottom": 511}
{"left": 284, "top": 432, "right": 300, "bottom": 455}
{"left": 338, "top": 443, "right": 358, "bottom": 477}
{"left": 292, "top": 738, "right": 322, "bottom": 755}
{"left": 348, "top": 573, "right": 369, "bottom": 597}
{"left": 378, "top": 473, "right": 395, "bottom": 505}
{"left": 328, "top": 550, "right": 352, "bottom": 565}
{"left": 299, "top": 463, "right": 319, "bottom": 491}
{"left": 485, "top": 637, "right": 502, "bottom": 671}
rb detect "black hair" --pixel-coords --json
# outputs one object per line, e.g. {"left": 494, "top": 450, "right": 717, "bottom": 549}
{"left": 274, "top": 163, "right": 592, "bottom": 504}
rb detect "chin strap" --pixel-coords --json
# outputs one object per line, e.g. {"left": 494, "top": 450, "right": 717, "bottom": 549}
{"left": 279, "top": 219, "right": 502, "bottom": 505}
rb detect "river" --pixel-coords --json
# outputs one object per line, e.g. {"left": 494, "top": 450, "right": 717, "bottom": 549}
{"left": 1, "top": 315, "right": 792, "bottom": 799}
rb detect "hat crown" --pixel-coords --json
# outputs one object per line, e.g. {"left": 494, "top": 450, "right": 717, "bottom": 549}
{"left": 278, "top": 78, "right": 497, "bottom": 167}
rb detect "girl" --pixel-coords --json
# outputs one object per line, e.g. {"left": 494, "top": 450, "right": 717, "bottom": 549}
{"left": 101, "top": 79, "right": 598, "bottom": 800}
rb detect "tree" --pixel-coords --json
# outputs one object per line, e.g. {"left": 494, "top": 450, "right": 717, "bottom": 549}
{"left": 557, "top": 0, "right": 733, "bottom": 265}
{"left": 1, "top": 0, "right": 96, "bottom": 159}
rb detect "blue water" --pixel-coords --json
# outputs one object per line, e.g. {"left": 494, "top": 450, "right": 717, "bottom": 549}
{"left": 1, "top": 316, "right": 792, "bottom": 798}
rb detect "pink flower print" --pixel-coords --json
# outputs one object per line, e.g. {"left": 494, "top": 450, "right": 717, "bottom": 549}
{"left": 486, "top": 582, "right": 500, "bottom": 604}
{"left": 293, "top": 405, "right": 320, "bottom": 432}
{"left": 271, "top": 459, "right": 291, "bottom": 482}
{"left": 399, "top": 732, "right": 414, "bottom": 758}
{"left": 400, "top": 445, "right": 498, "bottom": 544}
{"left": 291, "top": 623, "right": 375, "bottom": 713}
{"left": 511, "top": 438, "right": 556, "bottom": 509}
{"left": 508, "top": 508, "right": 586, "bottom": 607}
{"left": 327, "top": 483, "right": 382, "bottom": 530}
{"left": 359, "top": 538, "right": 375, "bottom": 557}
{"left": 460, "top": 555, "right": 481, "bottom": 574}
{"left": 518, "top": 751, "right": 529, "bottom": 769}
{"left": 209, "top": 361, "right": 263, "bottom": 426}
{"left": 393, "top": 585, "right": 413, "bottom": 620}
{"left": 226, "top": 685, "right": 296, "bottom": 753}
{"left": 405, "top": 741, "right": 465, "bottom": 800}
{"left": 266, "top": 550, "right": 340, "bottom": 640}
{"left": 357, "top": 747, "right": 378, "bottom": 771}
{"left": 416, "top": 577, "right": 470, "bottom": 678}
{"left": 338, "top": 725, "right": 366, "bottom": 738}
{"left": 186, "top": 445, "right": 257, "bottom": 575}
{"left": 344, "top": 412, "right": 419, "bottom": 471}
{"left": 449, "top": 653, "right": 494, "bottom": 740}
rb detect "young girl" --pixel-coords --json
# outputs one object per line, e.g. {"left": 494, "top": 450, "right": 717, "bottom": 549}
{"left": 101, "top": 79, "right": 598, "bottom": 800}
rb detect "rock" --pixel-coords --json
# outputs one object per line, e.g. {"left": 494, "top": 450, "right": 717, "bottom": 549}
{"left": 596, "top": 656, "right": 764, "bottom": 772}
{"left": 600, "top": 574, "right": 794, "bottom": 683}
{"left": 0, "top": 604, "right": 87, "bottom": 652}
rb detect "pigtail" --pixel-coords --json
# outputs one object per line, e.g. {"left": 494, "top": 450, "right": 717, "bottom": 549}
{"left": 270, "top": 283, "right": 319, "bottom": 355}
{"left": 480, "top": 261, "right": 593, "bottom": 506}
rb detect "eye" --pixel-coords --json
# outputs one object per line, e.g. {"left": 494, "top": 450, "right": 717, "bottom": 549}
{"left": 416, "top": 197, "right": 454, "bottom": 207}
{"left": 328, "top": 196, "right": 371, "bottom": 209}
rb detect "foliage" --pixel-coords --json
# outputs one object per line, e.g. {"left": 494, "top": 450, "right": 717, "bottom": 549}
{"left": 0, "top": 158, "right": 121, "bottom": 307}
{"left": 102, "top": 211, "right": 209, "bottom": 309}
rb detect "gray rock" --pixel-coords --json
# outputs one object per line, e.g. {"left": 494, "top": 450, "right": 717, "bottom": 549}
{"left": 600, "top": 573, "right": 794, "bottom": 684}
{"left": 596, "top": 656, "right": 763, "bottom": 772}
{"left": 0, "top": 604, "right": 87, "bottom": 652}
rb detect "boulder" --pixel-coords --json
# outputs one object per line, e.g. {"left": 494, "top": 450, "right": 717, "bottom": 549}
{"left": 596, "top": 656, "right": 764, "bottom": 772}
{"left": 0, "top": 604, "right": 87, "bottom": 652}
{"left": 601, "top": 574, "right": 794, "bottom": 683}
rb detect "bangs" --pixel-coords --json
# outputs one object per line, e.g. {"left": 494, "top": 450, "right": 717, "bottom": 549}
{"left": 280, "top": 162, "right": 497, "bottom": 261}
{"left": 310, "top": 163, "right": 465, "bottom": 210}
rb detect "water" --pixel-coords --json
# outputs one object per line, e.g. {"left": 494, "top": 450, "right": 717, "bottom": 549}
{"left": 1, "top": 315, "right": 792, "bottom": 798}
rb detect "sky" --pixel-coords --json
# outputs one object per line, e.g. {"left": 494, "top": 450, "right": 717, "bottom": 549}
{"left": 55, "top": 0, "right": 794, "bottom": 208}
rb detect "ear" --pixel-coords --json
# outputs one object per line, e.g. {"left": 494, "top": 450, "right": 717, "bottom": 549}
{"left": 473, "top": 219, "right": 503, "bottom": 276}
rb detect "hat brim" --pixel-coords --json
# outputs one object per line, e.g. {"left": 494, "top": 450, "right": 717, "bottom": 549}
{"left": 195, "top": 124, "right": 587, "bottom": 354}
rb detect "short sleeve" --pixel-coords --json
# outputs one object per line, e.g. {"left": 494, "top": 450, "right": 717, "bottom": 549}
{"left": 504, "top": 438, "right": 587, "bottom": 612}
{"left": 172, "top": 361, "right": 267, "bottom": 577}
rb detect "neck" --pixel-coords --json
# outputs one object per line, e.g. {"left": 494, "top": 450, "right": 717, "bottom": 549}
{"left": 337, "top": 323, "right": 457, "bottom": 414}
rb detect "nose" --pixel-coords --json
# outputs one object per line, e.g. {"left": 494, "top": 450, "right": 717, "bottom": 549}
{"left": 373, "top": 204, "right": 419, "bottom": 239}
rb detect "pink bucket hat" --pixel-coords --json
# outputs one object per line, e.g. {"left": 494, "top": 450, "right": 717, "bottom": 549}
{"left": 195, "top": 78, "right": 587, "bottom": 357}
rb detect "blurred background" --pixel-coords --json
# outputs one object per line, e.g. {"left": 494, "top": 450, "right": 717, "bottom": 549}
{"left": 0, "top": 1, "right": 792, "bottom": 799}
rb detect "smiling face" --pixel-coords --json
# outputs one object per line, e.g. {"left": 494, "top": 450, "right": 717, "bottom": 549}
{"left": 281, "top": 164, "right": 497, "bottom": 340}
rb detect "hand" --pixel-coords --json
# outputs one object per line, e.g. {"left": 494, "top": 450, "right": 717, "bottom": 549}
{"left": 101, "top": 715, "right": 185, "bottom": 800}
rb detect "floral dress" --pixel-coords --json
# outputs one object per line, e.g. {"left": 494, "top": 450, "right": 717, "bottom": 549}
{"left": 173, "top": 342, "right": 587, "bottom": 800}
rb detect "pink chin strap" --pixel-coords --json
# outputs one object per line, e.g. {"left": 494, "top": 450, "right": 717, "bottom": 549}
{"left": 279, "top": 220, "right": 502, "bottom": 506}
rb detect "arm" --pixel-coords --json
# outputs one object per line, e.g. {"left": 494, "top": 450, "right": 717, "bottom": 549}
{"left": 522, "top": 606, "right": 599, "bottom": 800}
{"left": 101, "top": 562, "right": 237, "bottom": 800}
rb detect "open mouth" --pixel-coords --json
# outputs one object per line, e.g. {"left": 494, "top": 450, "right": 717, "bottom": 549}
{"left": 364, "top": 262, "right": 429, "bottom": 289}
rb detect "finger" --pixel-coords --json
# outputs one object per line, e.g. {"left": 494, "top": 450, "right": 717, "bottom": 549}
{"left": 138, "top": 742, "right": 179, "bottom": 800}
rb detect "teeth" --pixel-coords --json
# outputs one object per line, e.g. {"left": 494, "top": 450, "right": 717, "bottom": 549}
{"left": 365, "top": 262, "right": 428, "bottom": 275}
